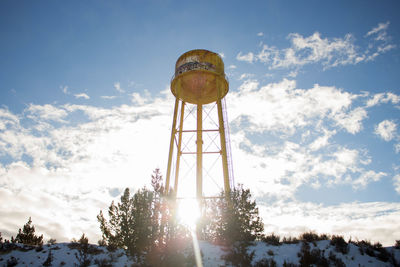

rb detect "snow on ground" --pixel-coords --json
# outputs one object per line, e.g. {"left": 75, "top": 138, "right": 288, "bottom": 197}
{"left": 198, "top": 241, "right": 225, "bottom": 267}
{"left": 1, "top": 240, "right": 399, "bottom": 266}
{"left": 248, "top": 240, "right": 400, "bottom": 267}
{"left": 0, "top": 243, "right": 133, "bottom": 267}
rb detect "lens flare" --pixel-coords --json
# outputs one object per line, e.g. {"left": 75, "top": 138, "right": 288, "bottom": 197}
{"left": 177, "top": 198, "right": 200, "bottom": 229}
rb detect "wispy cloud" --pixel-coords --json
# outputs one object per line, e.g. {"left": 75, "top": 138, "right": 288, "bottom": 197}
{"left": 237, "top": 79, "right": 259, "bottom": 92}
{"left": 237, "top": 22, "right": 395, "bottom": 70}
{"left": 366, "top": 92, "right": 399, "bottom": 107}
{"left": 238, "top": 73, "right": 255, "bottom": 80}
{"left": 74, "top": 93, "right": 90, "bottom": 99}
{"left": 365, "top": 21, "right": 390, "bottom": 41}
{"left": 352, "top": 170, "right": 386, "bottom": 189}
{"left": 257, "top": 32, "right": 264, "bottom": 37}
{"left": 309, "top": 129, "right": 336, "bottom": 151}
{"left": 26, "top": 104, "right": 68, "bottom": 123}
{"left": 101, "top": 95, "right": 117, "bottom": 100}
{"left": 114, "top": 82, "right": 125, "bottom": 93}
{"left": 61, "top": 86, "right": 69, "bottom": 95}
{"left": 131, "top": 92, "right": 147, "bottom": 105}
{"left": 375, "top": 120, "right": 397, "bottom": 141}
{"left": 394, "top": 174, "right": 400, "bottom": 194}
{"left": 229, "top": 79, "right": 356, "bottom": 134}
{"left": 395, "top": 143, "right": 400, "bottom": 154}
{"left": 236, "top": 52, "right": 255, "bottom": 63}
{"left": 0, "top": 108, "right": 20, "bottom": 131}
{"left": 333, "top": 107, "right": 368, "bottom": 134}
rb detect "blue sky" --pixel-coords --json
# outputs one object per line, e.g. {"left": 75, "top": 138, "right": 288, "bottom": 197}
{"left": 1, "top": 0, "right": 400, "bottom": 245}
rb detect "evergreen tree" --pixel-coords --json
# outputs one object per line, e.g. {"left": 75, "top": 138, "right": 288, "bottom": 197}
{"left": 98, "top": 169, "right": 193, "bottom": 265}
{"left": 208, "top": 185, "right": 264, "bottom": 245}
{"left": 15, "top": 217, "right": 43, "bottom": 246}
{"left": 97, "top": 188, "right": 134, "bottom": 250}
{"left": 149, "top": 168, "right": 165, "bottom": 249}
{"left": 130, "top": 188, "right": 154, "bottom": 255}
{"left": 97, "top": 169, "right": 170, "bottom": 257}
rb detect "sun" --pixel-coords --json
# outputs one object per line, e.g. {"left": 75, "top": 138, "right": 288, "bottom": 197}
{"left": 177, "top": 198, "right": 200, "bottom": 229}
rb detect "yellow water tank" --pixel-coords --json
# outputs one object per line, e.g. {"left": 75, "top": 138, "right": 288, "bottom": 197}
{"left": 171, "top": 49, "right": 229, "bottom": 105}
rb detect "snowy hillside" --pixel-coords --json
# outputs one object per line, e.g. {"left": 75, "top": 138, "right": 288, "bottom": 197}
{"left": 1, "top": 240, "right": 399, "bottom": 266}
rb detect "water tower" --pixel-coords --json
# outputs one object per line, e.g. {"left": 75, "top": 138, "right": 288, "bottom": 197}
{"left": 165, "top": 49, "right": 234, "bottom": 200}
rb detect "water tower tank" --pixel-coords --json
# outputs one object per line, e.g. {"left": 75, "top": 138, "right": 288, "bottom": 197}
{"left": 171, "top": 49, "right": 229, "bottom": 105}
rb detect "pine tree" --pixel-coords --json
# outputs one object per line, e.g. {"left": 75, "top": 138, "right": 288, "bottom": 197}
{"left": 97, "top": 188, "right": 134, "bottom": 250}
{"left": 15, "top": 217, "right": 44, "bottom": 246}
{"left": 97, "top": 181, "right": 163, "bottom": 257}
{"left": 150, "top": 169, "right": 164, "bottom": 248}
{"left": 130, "top": 188, "right": 154, "bottom": 255}
{"left": 209, "top": 185, "right": 264, "bottom": 245}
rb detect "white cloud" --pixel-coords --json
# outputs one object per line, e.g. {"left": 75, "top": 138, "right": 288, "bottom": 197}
{"left": 228, "top": 65, "right": 237, "bottom": 70}
{"left": 26, "top": 104, "right": 68, "bottom": 123}
{"left": 394, "top": 174, "right": 400, "bottom": 194}
{"left": 61, "top": 86, "right": 69, "bottom": 95}
{"left": 229, "top": 79, "right": 355, "bottom": 134}
{"left": 334, "top": 107, "right": 368, "bottom": 134}
{"left": 287, "top": 70, "right": 298, "bottom": 78}
{"left": 309, "top": 129, "right": 336, "bottom": 151}
{"left": 395, "top": 143, "right": 400, "bottom": 154}
{"left": 236, "top": 52, "right": 255, "bottom": 63}
{"left": 259, "top": 201, "right": 400, "bottom": 246}
{"left": 237, "top": 79, "right": 259, "bottom": 92}
{"left": 0, "top": 108, "right": 19, "bottom": 130}
{"left": 225, "top": 78, "right": 387, "bottom": 201}
{"left": 366, "top": 92, "right": 400, "bottom": 107}
{"left": 352, "top": 170, "right": 386, "bottom": 189}
{"left": 74, "top": 93, "right": 90, "bottom": 99}
{"left": 238, "top": 32, "right": 357, "bottom": 69}
{"left": 101, "top": 95, "right": 117, "bottom": 100}
{"left": 114, "top": 82, "right": 125, "bottom": 93}
{"left": 257, "top": 32, "right": 264, "bottom": 37}
{"left": 237, "top": 22, "right": 395, "bottom": 70}
{"left": 238, "top": 73, "right": 254, "bottom": 80}
{"left": 365, "top": 21, "right": 390, "bottom": 41}
{"left": 374, "top": 120, "right": 397, "bottom": 141}
{"left": 131, "top": 92, "right": 147, "bottom": 105}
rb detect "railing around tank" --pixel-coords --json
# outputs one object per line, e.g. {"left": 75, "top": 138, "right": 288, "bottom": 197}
{"left": 171, "top": 68, "right": 229, "bottom": 84}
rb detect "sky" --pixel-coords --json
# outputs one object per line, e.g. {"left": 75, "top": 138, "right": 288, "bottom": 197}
{"left": 0, "top": 0, "right": 400, "bottom": 246}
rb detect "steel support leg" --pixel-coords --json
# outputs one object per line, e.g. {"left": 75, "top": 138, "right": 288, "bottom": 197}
{"left": 217, "top": 98, "right": 231, "bottom": 196}
{"left": 165, "top": 98, "right": 180, "bottom": 194}
{"left": 174, "top": 102, "right": 185, "bottom": 195}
